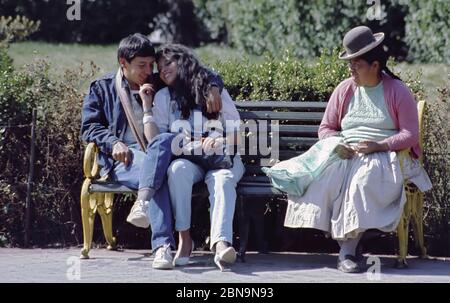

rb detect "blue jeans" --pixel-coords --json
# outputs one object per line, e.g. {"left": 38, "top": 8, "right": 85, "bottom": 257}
{"left": 110, "top": 133, "right": 176, "bottom": 251}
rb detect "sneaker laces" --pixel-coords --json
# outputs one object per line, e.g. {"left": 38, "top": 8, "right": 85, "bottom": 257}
{"left": 155, "top": 244, "right": 171, "bottom": 260}
{"left": 132, "top": 200, "right": 149, "bottom": 213}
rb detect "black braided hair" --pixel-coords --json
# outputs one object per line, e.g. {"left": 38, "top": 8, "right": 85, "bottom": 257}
{"left": 359, "top": 44, "right": 402, "bottom": 81}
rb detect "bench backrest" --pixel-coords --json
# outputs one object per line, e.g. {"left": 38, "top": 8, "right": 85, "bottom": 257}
{"left": 235, "top": 101, "right": 326, "bottom": 183}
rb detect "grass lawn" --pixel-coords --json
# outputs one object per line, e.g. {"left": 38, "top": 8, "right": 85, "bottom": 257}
{"left": 8, "top": 41, "right": 449, "bottom": 100}
{"left": 9, "top": 42, "right": 118, "bottom": 78}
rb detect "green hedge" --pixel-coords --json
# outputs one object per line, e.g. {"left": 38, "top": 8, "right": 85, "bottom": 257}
{"left": 195, "top": 0, "right": 449, "bottom": 64}
{"left": 195, "top": 0, "right": 407, "bottom": 59}
{"left": 400, "top": 0, "right": 450, "bottom": 64}
{"left": 208, "top": 48, "right": 348, "bottom": 102}
{"left": 422, "top": 85, "right": 450, "bottom": 255}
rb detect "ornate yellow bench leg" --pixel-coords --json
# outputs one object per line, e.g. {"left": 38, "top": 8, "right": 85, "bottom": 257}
{"left": 394, "top": 100, "right": 428, "bottom": 268}
{"left": 81, "top": 142, "right": 104, "bottom": 259}
{"left": 396, "top": 193, "right": 412, "bottom": 269}
{"left": 410, "top": 189, "right": 427, "bottom": 258}
{"left": 80, "top": 178, "right": 97, "bottom": 259}
{"left": 412, "top": 100, "right": 428, "bottom": 259}
{"left": 97, "top": 193, "right": 117, "bottom": 250}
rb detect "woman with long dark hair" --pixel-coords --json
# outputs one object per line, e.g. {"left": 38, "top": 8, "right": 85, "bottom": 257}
{"left": 148, "top": 44, "right": 244, "bottom": 271}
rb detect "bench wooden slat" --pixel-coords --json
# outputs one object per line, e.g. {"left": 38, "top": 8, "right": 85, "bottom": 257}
{"left": 242, "top": 137, "right": 317, "bottom": 149}
{"left": 239, "top": 111, "right": 323, "bottom": 122}
{"left": 241, "top": 165, "right": 265, "bottom": 175}
{"left": 240, "top": 175, "right": 271, "bottom": 184}
{"left": 242, "top": 125, "right": 319, "bottom": 137}
{"left": 90, "top": 182, "right": 134, "bottom": 194}
{"left": 278, "top": 137, "right": 318, "bottom": 149}
{"left": 237, "top": 185, "right": 284, "bottom": 197}
{"left": 276, "top": 125, "right": 320, "bottom": 137}
{"left": 89, "top": 180, "right": 209, "bottom": 197}
{"left": 241, "top": 150, "right": 305, "bottom": 163}
{"left": 235, "top": 101, "right": 327, "bottom": 110}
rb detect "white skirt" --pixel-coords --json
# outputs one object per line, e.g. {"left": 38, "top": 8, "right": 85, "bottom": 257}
{"left": 284, "top": 151, "right": 432, "bottom": 240}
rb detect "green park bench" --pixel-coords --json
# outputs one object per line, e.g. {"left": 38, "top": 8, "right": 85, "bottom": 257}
{"left": 80, "top": 100, "right": 427, "bottom": 268}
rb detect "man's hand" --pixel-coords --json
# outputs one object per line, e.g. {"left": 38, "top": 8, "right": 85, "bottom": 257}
{"left": 139, "top": 83, "right": 155, "bottom": 110}
{"left": 206, "top": 86, "right": 222, "bottom": 114}
{"left": 355, "top": 141, "right": 389, "bottom": 155}
{"left": 112, "top": 141, "right": 132, "bottom": 166}
{"left": 334, "top": 143, "right": 357, "bottom": 159}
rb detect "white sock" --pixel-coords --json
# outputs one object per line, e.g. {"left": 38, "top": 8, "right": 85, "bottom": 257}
{"left": 215, "top": 241, "right": 230, "bottom": 253}
{"left": 338, "top": 233, "right": 362, "bottom": 261}
{"left": 137, "top": 188, "right": 156, "bottom": 202}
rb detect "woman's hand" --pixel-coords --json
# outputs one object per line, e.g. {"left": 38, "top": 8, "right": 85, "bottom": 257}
{"left": 202, "top": 136, "right": 225, "bottom": 155}
{"left": 206, "top": 86, "right": 222, "bottom": 114}
{"left": 334, "top": 143, "right": 357, "bottom": 159}
{"left": 355, "top": 141, "right": 389, "bottom": 154}
{"left": 139, "top": 83, "right": 155, "bottom": 109}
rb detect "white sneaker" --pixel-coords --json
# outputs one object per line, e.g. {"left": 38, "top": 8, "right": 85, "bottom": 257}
{"left": 126, "top": 200, "right": 150, "bottom": 228}
{"left": 152, "top": 244, "right": 174, "bottom": 270}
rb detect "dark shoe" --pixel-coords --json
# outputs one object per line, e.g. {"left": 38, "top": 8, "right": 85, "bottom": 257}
{"left": 337, "top": 255, "right": 362, "bottom": 273}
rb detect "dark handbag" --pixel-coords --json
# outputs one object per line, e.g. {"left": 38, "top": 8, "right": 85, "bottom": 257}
{"left": 185, "top": 151, "right": 233, "bottom": 171}
{"left": 177, "top": 132, "right": 234, "bottom": 170}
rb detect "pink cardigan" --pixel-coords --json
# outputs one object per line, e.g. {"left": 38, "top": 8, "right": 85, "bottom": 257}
{"left": 318, "top": 73, "right": 421, "bottom": 158}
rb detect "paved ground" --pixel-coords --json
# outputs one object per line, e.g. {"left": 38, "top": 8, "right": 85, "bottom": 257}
{"left": 0, "top": 247, "right": 449, "bottom": 283}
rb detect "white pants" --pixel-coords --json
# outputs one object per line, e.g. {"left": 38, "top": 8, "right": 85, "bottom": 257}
{"left": 167, "top": 155, "right": 245, "bottom": 249}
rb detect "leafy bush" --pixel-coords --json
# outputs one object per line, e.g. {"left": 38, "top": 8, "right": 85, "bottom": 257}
{"left": 399, "top": 0, "right": 450, "bottom": 64}
{"left": 193, "top": 0, "right": 228, "bottom": 43}
{"left": 195, "top": 0, "right": 409, "bottom": 60}
{"left": 0, "top": 49, "right": 93, "bottom": 246}
{"left": 422, "top": 83, "right": 450, "bottom": 256}
{"left": 195, "top": 0, "right": 449, "bottom": 64}
{"left": 209, "top": 48, "right": 348, "bottom": 101}
{"left": 0, "top": 16, "right": 96, "bottom": 245}
{"left": 0, "top": 15, "right": 39, "bottom": 47}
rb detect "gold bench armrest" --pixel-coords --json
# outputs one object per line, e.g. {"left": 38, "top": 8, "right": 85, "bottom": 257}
{"left": 83, "top": 142, "right": 100, "bottom": 179}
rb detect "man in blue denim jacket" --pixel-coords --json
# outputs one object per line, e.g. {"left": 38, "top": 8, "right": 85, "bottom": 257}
{"left": 81, "top": 33, "right": 223, "bottom": 269}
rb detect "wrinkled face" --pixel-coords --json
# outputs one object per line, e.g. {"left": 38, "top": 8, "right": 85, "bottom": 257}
{"left": 347, "top": 58, "right": 378, "bottom": 86}
{"left": 120, "top": 56, "right": 155, "bottom": 89}
{"left": 157, "top": 56, "right": 178, "bottom": 86}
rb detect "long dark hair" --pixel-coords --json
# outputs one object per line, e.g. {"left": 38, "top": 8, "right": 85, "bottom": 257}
{"left": 156, "top": 44, "right": 216, "bottom": 119}
{"left": 359, "top": 44, "right": 402, "bottom": 81}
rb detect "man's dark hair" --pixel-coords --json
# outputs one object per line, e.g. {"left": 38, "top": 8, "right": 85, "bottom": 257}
{"left": 117, "top": 33, "right": 155, "bottom": 63}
